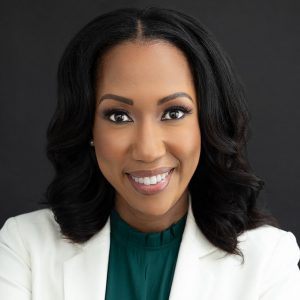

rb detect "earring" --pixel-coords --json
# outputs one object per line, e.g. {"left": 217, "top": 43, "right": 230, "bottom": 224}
{"left": 90, "top": 140, "right": 94, "bottom": 147}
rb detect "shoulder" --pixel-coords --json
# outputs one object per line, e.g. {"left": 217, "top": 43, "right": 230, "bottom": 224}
{"left": 234, "top": 225, "right": 300, "bottom": 297}
{"left": 237, "top": 225, "right": 300, "bottom": 279}
{"left": 0, "top": 209, "right": 80, "bottom": 261}
{"left": 239, "top": 225, "right": 300, "bottom": 259}
{"left": 0, "top": 209, "right": 61, "bottom": 243}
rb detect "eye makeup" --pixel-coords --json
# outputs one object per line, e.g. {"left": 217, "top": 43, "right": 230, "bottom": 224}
{"left": 101, "top": 105, "right": 193, "bottom": 124}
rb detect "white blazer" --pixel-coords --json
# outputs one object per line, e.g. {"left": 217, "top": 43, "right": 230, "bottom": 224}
{"left": 0, "top": 197, "right": 300, "bottom": 300}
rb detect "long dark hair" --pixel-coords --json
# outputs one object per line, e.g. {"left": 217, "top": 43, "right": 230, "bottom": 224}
{"left": 44, "top": 6, "right": 279, "bottom": 261}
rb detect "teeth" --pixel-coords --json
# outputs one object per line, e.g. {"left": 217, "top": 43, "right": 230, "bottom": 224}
{"left": 150, "top": 176, "right": 157, "bottom": 184}
{"left": 131, "top": 171, "right": 170, "bottom": 185}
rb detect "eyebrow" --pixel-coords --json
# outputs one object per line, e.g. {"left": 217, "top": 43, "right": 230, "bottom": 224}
{"left": 97, "top": 92, "right": 193, "bottom": 106}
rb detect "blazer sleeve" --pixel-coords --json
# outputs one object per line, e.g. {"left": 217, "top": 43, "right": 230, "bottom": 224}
{"left": 259, "top": 231, "right": 300, "bottom": 300}
{"left": 0, "top": 217, "right": 31, "bottom": 300}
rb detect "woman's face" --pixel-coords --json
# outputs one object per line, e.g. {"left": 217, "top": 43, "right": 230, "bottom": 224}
{"left": 93, "top": 40, "right": 201, "bottom": 230}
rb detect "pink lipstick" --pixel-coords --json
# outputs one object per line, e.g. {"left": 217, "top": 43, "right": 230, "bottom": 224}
{"left": 126, "top": 168, "right": 174, "bottom": 195}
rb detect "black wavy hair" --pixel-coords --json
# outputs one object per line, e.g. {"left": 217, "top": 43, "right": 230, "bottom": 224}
{"left": 44, "top": 6, "right": 279, "bottom": 261}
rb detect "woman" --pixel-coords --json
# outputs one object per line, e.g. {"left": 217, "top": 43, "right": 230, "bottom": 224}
{"left": 0, "top": 7, "right": 299, "bottom": 300}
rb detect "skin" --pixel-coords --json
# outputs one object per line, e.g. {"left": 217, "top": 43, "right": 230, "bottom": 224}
{"left": 92, "top": 40, "right": 201, "bottom": 232}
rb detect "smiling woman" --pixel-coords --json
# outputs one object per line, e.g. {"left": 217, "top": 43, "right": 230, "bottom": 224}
{"left": 92, "top": 41, "right": 200, "bottom": 232}
{"left": 0, "top": 6, "right": 300, "bottom": 300}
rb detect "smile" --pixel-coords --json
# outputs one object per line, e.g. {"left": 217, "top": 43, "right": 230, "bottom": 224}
{"left": 130, "top": 170, "right": 171, "bottom": 185}
{"left": 127, "top": 168, "right": 174, "bottom": 195}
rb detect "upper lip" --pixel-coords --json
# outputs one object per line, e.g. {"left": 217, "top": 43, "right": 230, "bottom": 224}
{"left": 126, "top": 167, "right": 174, "bottom": 177}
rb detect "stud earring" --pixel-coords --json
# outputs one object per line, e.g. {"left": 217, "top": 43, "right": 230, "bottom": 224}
{"left": 90, "top": 140, "right": 94, "bottom": 147}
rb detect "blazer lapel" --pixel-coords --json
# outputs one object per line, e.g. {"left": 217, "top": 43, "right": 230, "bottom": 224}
{"left": 169, "top": 194, "right": 219, "bottom": 300}
{"left": 63, "top": 219, "right": 111, "bottom": 300}
{"left": 63, "top": 193, "right": 219, "bottom": 300}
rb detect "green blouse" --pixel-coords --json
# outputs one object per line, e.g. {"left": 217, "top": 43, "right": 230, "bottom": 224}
{"left": 104, "top": 209, "right": 187, "bottom": 300}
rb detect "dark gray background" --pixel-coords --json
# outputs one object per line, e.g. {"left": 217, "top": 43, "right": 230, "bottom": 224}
{"left": 0, "top": 0, "right": 299, "bottom": 245}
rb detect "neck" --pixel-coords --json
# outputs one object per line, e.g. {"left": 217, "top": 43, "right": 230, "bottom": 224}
{"left": 114, "top": 191, "right": 189, "bottom": 233}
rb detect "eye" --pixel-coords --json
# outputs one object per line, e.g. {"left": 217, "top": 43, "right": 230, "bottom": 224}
{"left": 103, "top": 109, "right": 132, "bottom": 123}
{"left": 162, "top": 105, "right": 192, "bottom": 121}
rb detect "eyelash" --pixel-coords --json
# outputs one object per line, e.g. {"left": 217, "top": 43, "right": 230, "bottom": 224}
{"left": 102, "top": 105, "right": 193, "bottom": 124}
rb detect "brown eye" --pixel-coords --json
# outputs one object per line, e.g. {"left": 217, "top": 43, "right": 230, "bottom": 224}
{"left": 164, "top": 110, "right": 184, "bottom": 120}
{"left": 103, "top": 109, "right": 132, "bottom": 123}
{"left": 162, "top": 105, "right": 192, "bottom": 121}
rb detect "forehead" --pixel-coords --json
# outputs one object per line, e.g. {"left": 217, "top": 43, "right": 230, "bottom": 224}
{"left": 95, "top": 40, "right": 195, "bottom": 93}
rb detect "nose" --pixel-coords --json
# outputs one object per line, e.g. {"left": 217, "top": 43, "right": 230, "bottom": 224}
{"left": 131, "top": 118, "right": 166, "bottom": 163}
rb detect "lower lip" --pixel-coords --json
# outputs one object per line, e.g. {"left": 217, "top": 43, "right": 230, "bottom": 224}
{"left": 127, "top": 169, "right": 174, "bottom": 195}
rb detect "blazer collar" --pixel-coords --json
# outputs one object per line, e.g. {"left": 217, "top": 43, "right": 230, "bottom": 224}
{"left": 169, "top": 192, "right": 219, "bottom": 300}
{"left": 63, "top": 192, "right": 218, "bottom": 300}
{"left": 63, "top": 219, "right": 111, "bottom": 300}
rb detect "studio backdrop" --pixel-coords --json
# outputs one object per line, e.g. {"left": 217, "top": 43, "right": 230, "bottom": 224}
{"left": 0, "top": 0, "right": 299, "bottom": 246}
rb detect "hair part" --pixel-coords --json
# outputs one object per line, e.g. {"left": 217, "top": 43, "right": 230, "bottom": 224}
{"left": 43, "top": 6, "right": 279, "bottom": 263}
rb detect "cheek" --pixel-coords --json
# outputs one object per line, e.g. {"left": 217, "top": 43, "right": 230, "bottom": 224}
{"left": 97, "top": 136, "right": 119, "bottom": 160}
{"left": 173, "top": 121, "right": 201, "bottom": 161}
{"left": 94, "top": 130, "right": 129, "bottom": 164}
